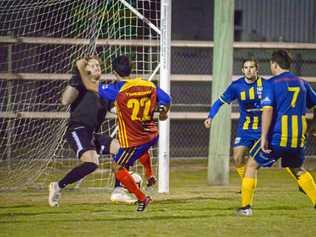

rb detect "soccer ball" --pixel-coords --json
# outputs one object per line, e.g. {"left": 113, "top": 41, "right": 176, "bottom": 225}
{"left": 129, "top": 171, "right": 143, "bottom": 188}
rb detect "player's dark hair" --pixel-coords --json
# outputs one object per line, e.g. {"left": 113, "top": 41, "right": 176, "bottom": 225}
{"left": 271, "top": 50, "right": 292, "bottom": 70}
{"left": 241, "top": 58, "right": 258, "bottom": 69}
{"left": 112, "top": 55, "right": 131, "bottom": 77}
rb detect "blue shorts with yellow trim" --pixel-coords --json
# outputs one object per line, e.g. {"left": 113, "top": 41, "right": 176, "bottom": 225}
{"left": 113, "top": 136, "right": 158, "bottom": 167}
{"left": 249, "top": 139, "right": 305, "bottom": 168}
{"left": 233, "top": 132, "right": 260, "bottom": 148}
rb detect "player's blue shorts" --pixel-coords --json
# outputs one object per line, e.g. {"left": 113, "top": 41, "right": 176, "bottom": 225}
{"left": 249, "top": 139, "right": 305, "bottom": 168}
{"left": 113, "top": 136, "right": 158, "bottom": 167}
{"left": 233, "top": 132, "right": 260, "bottom": 148}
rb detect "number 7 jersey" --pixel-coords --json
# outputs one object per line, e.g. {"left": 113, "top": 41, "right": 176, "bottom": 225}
{"left": 261, "top": 71, "right": 316, "bottom": 148}
{"left": 98, "top": 78, "right": 171, "bottom": 148}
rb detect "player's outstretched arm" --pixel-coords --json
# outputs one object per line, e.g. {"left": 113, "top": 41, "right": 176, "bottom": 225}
{"left": 60, "top": 86, "right": 79, "bottom": 105}
{"left": 261, "top": 106, "right": 273, "bottom": 153}
{"left": 204, "top": 118, "right": 212, "bottom": 128}
{"left": 76, "top": 59, "right": 99, "bottom": 94}
{"left": 204, "top": 98, "right": 225, "bottom": 128}
{"left": 156, "top": 87, "right": 171, "bottom": 121}
{"left": 158, "top": 105, "right": 170, "bottom": 121}
{"left": 60, "top": 73, "right": 83, "bottom": 105}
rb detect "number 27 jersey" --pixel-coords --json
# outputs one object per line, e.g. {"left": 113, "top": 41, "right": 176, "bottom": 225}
{"left": 98, "top": 78, "right": 171, "bottom": 148}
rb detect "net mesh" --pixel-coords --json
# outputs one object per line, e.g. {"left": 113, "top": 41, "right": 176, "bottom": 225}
{"left": 0, "top": 0, "right": 160, "bottom": 190}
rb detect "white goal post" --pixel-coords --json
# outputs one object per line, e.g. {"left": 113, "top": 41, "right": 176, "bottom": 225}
{"left": 118, "top": 0, "right": 171, "bottom": 193}
{"left": 0, "top": 0, "right": 167, "bottom": 190}
{"left": 158, "top": 0, "right": 171, "bottom": 193}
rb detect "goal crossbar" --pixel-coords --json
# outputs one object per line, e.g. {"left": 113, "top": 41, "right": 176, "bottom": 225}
{"left": 0, "top": 112, "right": 313, "bottom": 120}
{"left": 1, "top": 36, "right": 316, "bottom": 49}
{"left": 1, "top": 73, "right": 316, "bottom": 82}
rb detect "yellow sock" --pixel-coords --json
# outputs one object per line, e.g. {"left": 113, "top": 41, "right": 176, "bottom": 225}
{"left": 297, "top": 172, "right": 316, "bottom": 206}
{"left": 241, "top": 177, "right": 257, "bottom": 207}
{"left": 236, "top": 166, "right": 246, "bottom": 180}
{"left": 285, "top": 167, "right": 298, "bottom": 181}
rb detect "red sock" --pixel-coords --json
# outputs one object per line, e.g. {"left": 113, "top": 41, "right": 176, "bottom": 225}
{"left": 115, "top": 167, "right": 145, "bottom": 201}
{"left": 139, "top": 152, "right": 153, "bottom": 178}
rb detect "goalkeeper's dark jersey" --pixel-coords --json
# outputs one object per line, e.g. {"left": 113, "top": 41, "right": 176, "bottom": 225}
{"left": 261, "top": 71, "right": 316, "bottom": 148}
{"left": 68, "top": 74, "right": 111, "bottom": 131}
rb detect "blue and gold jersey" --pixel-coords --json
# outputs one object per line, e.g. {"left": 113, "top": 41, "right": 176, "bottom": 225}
{"left": 220, "top": 77, "right": 264, "bottom": 136}
{"left": 261, "top": 71, "right": 316, "bottom": 148}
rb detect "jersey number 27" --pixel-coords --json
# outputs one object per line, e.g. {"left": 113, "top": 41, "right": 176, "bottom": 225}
{"left": 127, "top": 97, "right": 151, "bottom": 121}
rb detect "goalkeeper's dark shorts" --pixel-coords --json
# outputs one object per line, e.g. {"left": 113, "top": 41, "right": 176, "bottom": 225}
{"left": 65, "top": 125, "right": 113, "bottom": 159}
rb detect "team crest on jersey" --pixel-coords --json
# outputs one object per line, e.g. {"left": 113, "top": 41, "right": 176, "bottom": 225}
{"left": 234, "top": 137, "right": 241, "bottom": 145}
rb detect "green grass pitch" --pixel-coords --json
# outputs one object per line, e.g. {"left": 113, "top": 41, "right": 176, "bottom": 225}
{"left": 0, "top": 159, "right": 315, "bottom": 237}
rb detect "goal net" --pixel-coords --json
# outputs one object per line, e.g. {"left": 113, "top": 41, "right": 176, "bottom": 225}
{"left": 0, "top": 0, "right": 161, "bottom": 191}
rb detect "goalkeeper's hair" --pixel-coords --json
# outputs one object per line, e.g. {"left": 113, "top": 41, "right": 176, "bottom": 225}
{"left": 72, "top": 55, "right": 103, "bottom": 75}
{"left": 85, "top": 55, "right": 102, "bottom": 65}
{"left": 241, "top": 57, "right": 258, "bottom": 69}
{"left": 271, "top": 49, "right": 293, "bottom": 70}
{"left": 112, "top": 55, "right": 131, "bottom": 77}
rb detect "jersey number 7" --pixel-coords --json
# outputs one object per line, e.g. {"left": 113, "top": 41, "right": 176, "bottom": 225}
{"left": 288, "top": 87, "right": 300, "bottom": 108}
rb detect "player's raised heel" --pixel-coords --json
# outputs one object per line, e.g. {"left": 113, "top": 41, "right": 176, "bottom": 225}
{"left": 236, "top": 205, "right": 253, "bottom": 216}
{"left": 136, "top": 196, "right": 152, "bottom": 212}
{"left": 111, "top": 187, "right": 137, "bottom": 204}
{"left": 48, "top": 182, "right": 61, "bottom": 207}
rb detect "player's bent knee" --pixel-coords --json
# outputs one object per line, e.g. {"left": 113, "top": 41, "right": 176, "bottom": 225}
{"left": 80, "top": 150, "right": 100, "bottom": 166}
{"left": 247, "top": 158, "right": 259, "bottom": 169}
{"left": 110, "top": 139, "right": 120, "bottom": 155}
{"left": 233, "top": 147, "right": 248, "bottom": 167}
{"left": 233, "top": 155, "right": 246, "bottom": 167}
